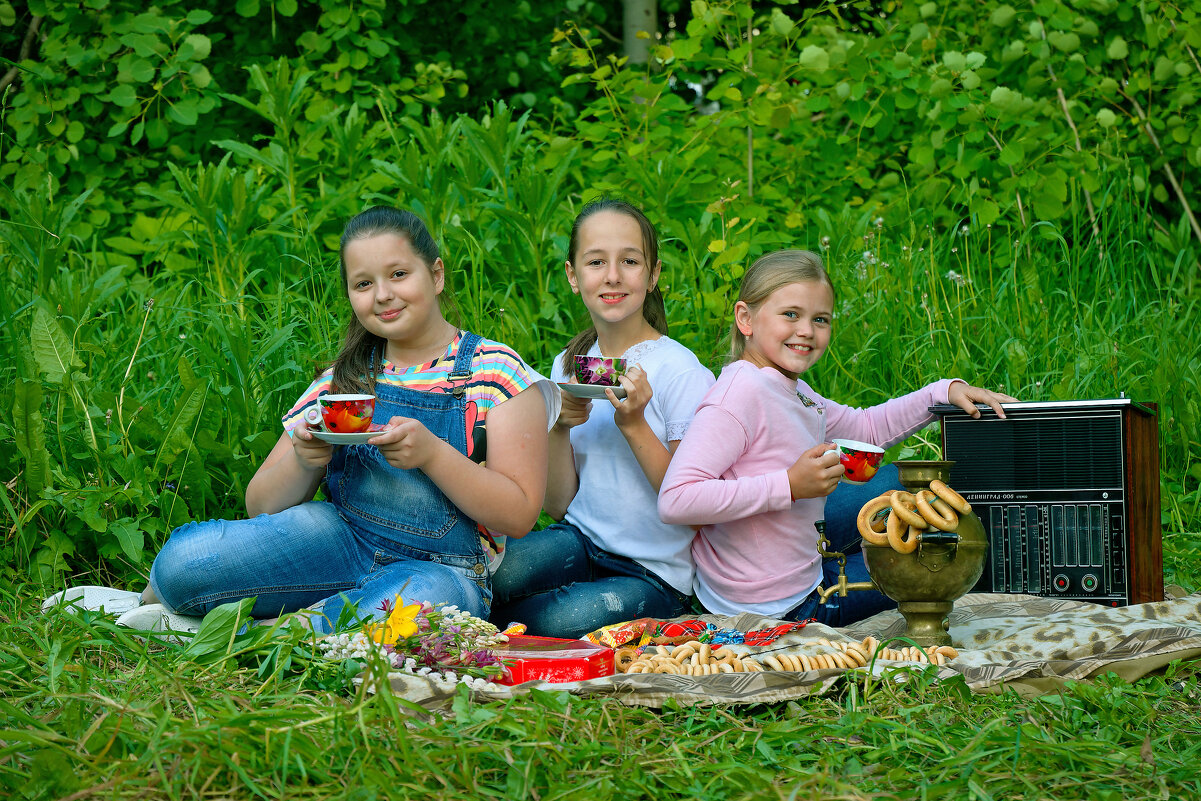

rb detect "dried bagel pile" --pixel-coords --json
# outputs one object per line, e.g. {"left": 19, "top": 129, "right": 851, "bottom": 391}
{"left": 856, "top": 479, "right": 972, "bottom": 554}
{"left": 615, "top": 636, "right": 958, "bottom": 676}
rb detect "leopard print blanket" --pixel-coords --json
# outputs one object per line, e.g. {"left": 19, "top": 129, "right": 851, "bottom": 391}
{"left": 384, "top": 590, "right": 1201, "bottom": 710}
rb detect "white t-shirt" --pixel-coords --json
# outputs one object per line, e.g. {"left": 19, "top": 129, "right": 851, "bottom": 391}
{"left": 551, "top": 336, "right": 715, "bottom": 594}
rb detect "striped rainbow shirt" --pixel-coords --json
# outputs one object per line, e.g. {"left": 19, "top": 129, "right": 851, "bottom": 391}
{"left": 281, "top": 331, "right": 535, "bottom": 442}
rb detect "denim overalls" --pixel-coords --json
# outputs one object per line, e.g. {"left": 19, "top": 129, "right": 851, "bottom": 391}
{"left": 149, "top": 332, "right": 491, "bottom": 632}
{"left": 325, "top": 331, "right": 490, "bottom": 600}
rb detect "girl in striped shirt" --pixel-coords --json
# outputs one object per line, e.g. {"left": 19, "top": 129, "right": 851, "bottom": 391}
{"left": 47, "top": 207, "right": 553, "bottom": 634}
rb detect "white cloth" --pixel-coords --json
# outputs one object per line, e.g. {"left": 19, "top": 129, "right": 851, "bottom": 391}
{"left": 551, "top": 336, "right": 715, "bottom": 595}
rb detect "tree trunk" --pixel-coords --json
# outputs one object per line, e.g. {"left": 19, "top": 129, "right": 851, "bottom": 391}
{"left": 622, "top": 0, "right": 657, "bottom": 65}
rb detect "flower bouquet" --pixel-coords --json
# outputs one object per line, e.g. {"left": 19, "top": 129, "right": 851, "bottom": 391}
{"left": 318, "top": 596, "right": 509, "bottom": 690}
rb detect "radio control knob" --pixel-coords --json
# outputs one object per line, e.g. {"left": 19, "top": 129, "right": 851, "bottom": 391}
{"left": 1082, "top": 574, "right": 1098, "bottom": 592}
{"left": 1053, "top": 574, "right": 1070, "bottom": 592}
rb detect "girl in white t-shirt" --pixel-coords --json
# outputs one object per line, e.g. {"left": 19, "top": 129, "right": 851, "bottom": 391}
{"left": 489, "top": 200, "right": 715, "bottom": 639}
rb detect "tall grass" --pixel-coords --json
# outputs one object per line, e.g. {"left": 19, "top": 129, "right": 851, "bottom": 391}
{"left": 2, "top": 130, "right": 1198, "bottom": 586}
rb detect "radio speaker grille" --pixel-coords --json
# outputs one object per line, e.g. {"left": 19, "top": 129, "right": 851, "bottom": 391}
{"left": 946, "top": 416, "right": 1122, "bottom": 491}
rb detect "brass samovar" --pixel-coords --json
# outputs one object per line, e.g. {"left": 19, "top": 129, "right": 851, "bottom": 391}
{"left": 819, "top": 460, "right": 987, "bottom": 647}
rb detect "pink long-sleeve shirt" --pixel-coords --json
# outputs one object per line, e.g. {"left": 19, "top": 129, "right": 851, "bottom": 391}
{"left": 658, "top": 359, "right": 958, "bottom": 610}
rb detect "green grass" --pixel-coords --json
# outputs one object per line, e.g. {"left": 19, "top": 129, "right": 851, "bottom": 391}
{"left": 3, "top": 579, "right": 1201, "bottom": 800}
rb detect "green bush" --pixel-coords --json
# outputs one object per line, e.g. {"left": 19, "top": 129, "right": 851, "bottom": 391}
{"left": 1, "top": 0, "right": 1198, "bottom": 582}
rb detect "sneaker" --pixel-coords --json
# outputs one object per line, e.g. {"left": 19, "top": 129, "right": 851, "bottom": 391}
{"left": 41, "top": 586, "right": 144, "bottom": 615}
{"left": 116, "top": 603, "right": 202, "bottom": 636}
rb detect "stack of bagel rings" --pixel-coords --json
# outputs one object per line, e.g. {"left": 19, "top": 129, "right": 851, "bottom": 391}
{"left": 613, "top": 637, "right": 959, "bottom": 675}
{"left": 855, "top": 480, "right": 972, "bottom": 554}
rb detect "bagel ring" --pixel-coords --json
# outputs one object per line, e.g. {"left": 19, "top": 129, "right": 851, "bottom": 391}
{"left": 887, "top": 516, "right": 921, "bottom": 554}
{"left": 929, "top": 479, "right": 971, "bottom": 515}
{"left": 915, "top": 489, "right": 958, "bottom": 531}
{"left": 856, "top": 496, "right": 893, "bottom": 546}
{"left": 888, "top": 491, "right": 928, "bottom": 529}
{"left": 615, "top": 648, "right": 639, "bottom": 672}
{"left": 931, "top": 496, "right": 959, "bottom": 530}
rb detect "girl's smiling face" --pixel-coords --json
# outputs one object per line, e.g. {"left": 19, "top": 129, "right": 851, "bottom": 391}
{"left": 565, "top": 210, "right": 661, "bottom": 332}
{"left": 343, "top": 233, "right": 444, "bottom": 350}
{"left": 735, "top": 280, "right": 834, "bottom": 379}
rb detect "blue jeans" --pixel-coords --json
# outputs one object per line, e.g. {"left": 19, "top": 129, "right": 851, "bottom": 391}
{"left": 788, "top": 463, "right": 903, "bottom": 627}
{"left": 489, "top": 522, "right": 690, "bottom": 640}
{"left": 149, "top": 333, "right": 491, "bottom": 633}
{"left": 149, "top": 503, "right": 490, "bottom": 632}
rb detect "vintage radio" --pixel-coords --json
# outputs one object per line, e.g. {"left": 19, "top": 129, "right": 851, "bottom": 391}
{"left": 930, "top": 399, "right": 1162, "bottom": 606}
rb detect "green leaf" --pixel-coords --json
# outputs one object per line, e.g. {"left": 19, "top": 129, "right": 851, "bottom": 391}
{"left": 799, "top": 45, "right": 829, "bottom": 72}
{"left": 146, "top": 116, "right": 169, "bottom": 147}
{"left": 182, "top": 598, "right": 256, "bottom": 659}
{"left": 990, "top": 5, "right": 1016, "bottom": 26}
{"left": 182, "top": 33, "right": 211, "bottom": 60}
{"left": 109, "top": 84, "right": 138, "bottom": 108}
{"left": 1107, "top": 36, "right": 1128, "bottom": 60}
{"left": 121, "top": 32, "right": 161, "bottom": 58}
{"left": 277, "top": 0, "right": 298, "bottom": 15}
{"left": 235, "top": 0, "right": 260, "bottom": 16}
{"left": 186, "top": 9, "right": 214, "bottom": 24}
{"left": 971, "top": 196, "right": 1000, "bottom": 226}
{"left": 31, "top": 308, "right": 82, "bottom": 384}
{"left": 130, "top": 58, "right": 155, "bottom": 83}
{"left": 108, "top": 518, "right": 144, "bottom": 563}
{"left": 999, "top": 139, "right": 1025, "bottom": 166}
{"left": 159, "top": 383, "right": 206, "bottom": 466}
{"left": 942, "top": 51, "right": 966, "bottom": 73}
{"left": 989, "top": 86, "right": 1028, "bottom": 115}
{"left": 1048, "top": 32, "right": 1080, "bottom": 52}
{"left": 168, "top": 97, "right": 199, "bottom": 126}
{"left": 770, "top": 8, "right": 793, "bottom": 35}
{"left": 1096, "top": 108, "right": 1117, "bottom": 128}
{"left": 13, "top": 379, "right": 50, "bottom": 495}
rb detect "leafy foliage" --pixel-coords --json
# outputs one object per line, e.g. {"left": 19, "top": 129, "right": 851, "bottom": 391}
{"left": 0, "top": 0, "right": 1198, "bottom": 581}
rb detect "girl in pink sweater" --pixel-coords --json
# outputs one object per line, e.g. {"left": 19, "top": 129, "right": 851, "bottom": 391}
{"left": 658, "top": 249, "right": 1013, "bottom": 625}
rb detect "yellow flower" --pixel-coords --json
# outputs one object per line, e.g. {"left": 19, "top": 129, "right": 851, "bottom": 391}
{"left": 367, "top": 596, "right": 422, "bottom": 645}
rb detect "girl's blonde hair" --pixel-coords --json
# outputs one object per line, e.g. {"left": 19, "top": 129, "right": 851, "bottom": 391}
{"left": 729, "top": 249, "right": 834, "bottom": 362}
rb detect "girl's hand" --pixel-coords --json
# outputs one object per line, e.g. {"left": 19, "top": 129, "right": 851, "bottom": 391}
{"left": 787, "top": 442, "right": 843, "bottom": 500}
{"left": 370, "top": 416, "right": 443, "bottom": 470}
{"left": 292, "top": 420, "right": 334, "bottom": 470}
{"left": 948, "top": 381, "right": 1018, "bottom": 419}
{"left": 610, "top": 364, "right": 652, "bottom": 432}
{"left": 555, "top": 383, "right": 593, "bottom": 431}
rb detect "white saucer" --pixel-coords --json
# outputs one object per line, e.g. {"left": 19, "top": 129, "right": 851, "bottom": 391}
{"left": 311, "top": 430, "right": 379, "bottom": 445}
{"left": 557, "top": 383, "right": 628, "bottom": 400}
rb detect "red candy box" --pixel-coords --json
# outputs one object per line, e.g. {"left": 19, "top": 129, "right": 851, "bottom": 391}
{"left": 495, "top": 635, "right": 615, "bottom": 685}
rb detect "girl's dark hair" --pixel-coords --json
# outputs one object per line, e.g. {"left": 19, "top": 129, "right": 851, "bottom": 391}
{"left": 560, "top": 199, "right": 668, "bottom": 375}
{"left": 729, "top": 249, "right": 834, "bottom": 362}
{"left": 331, "top": 206, "right": 443, "bottom": 395}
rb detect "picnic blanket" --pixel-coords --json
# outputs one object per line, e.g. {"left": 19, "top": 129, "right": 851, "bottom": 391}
{"left": 384, "top": 589, "right": 1201, "bottom": 710}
